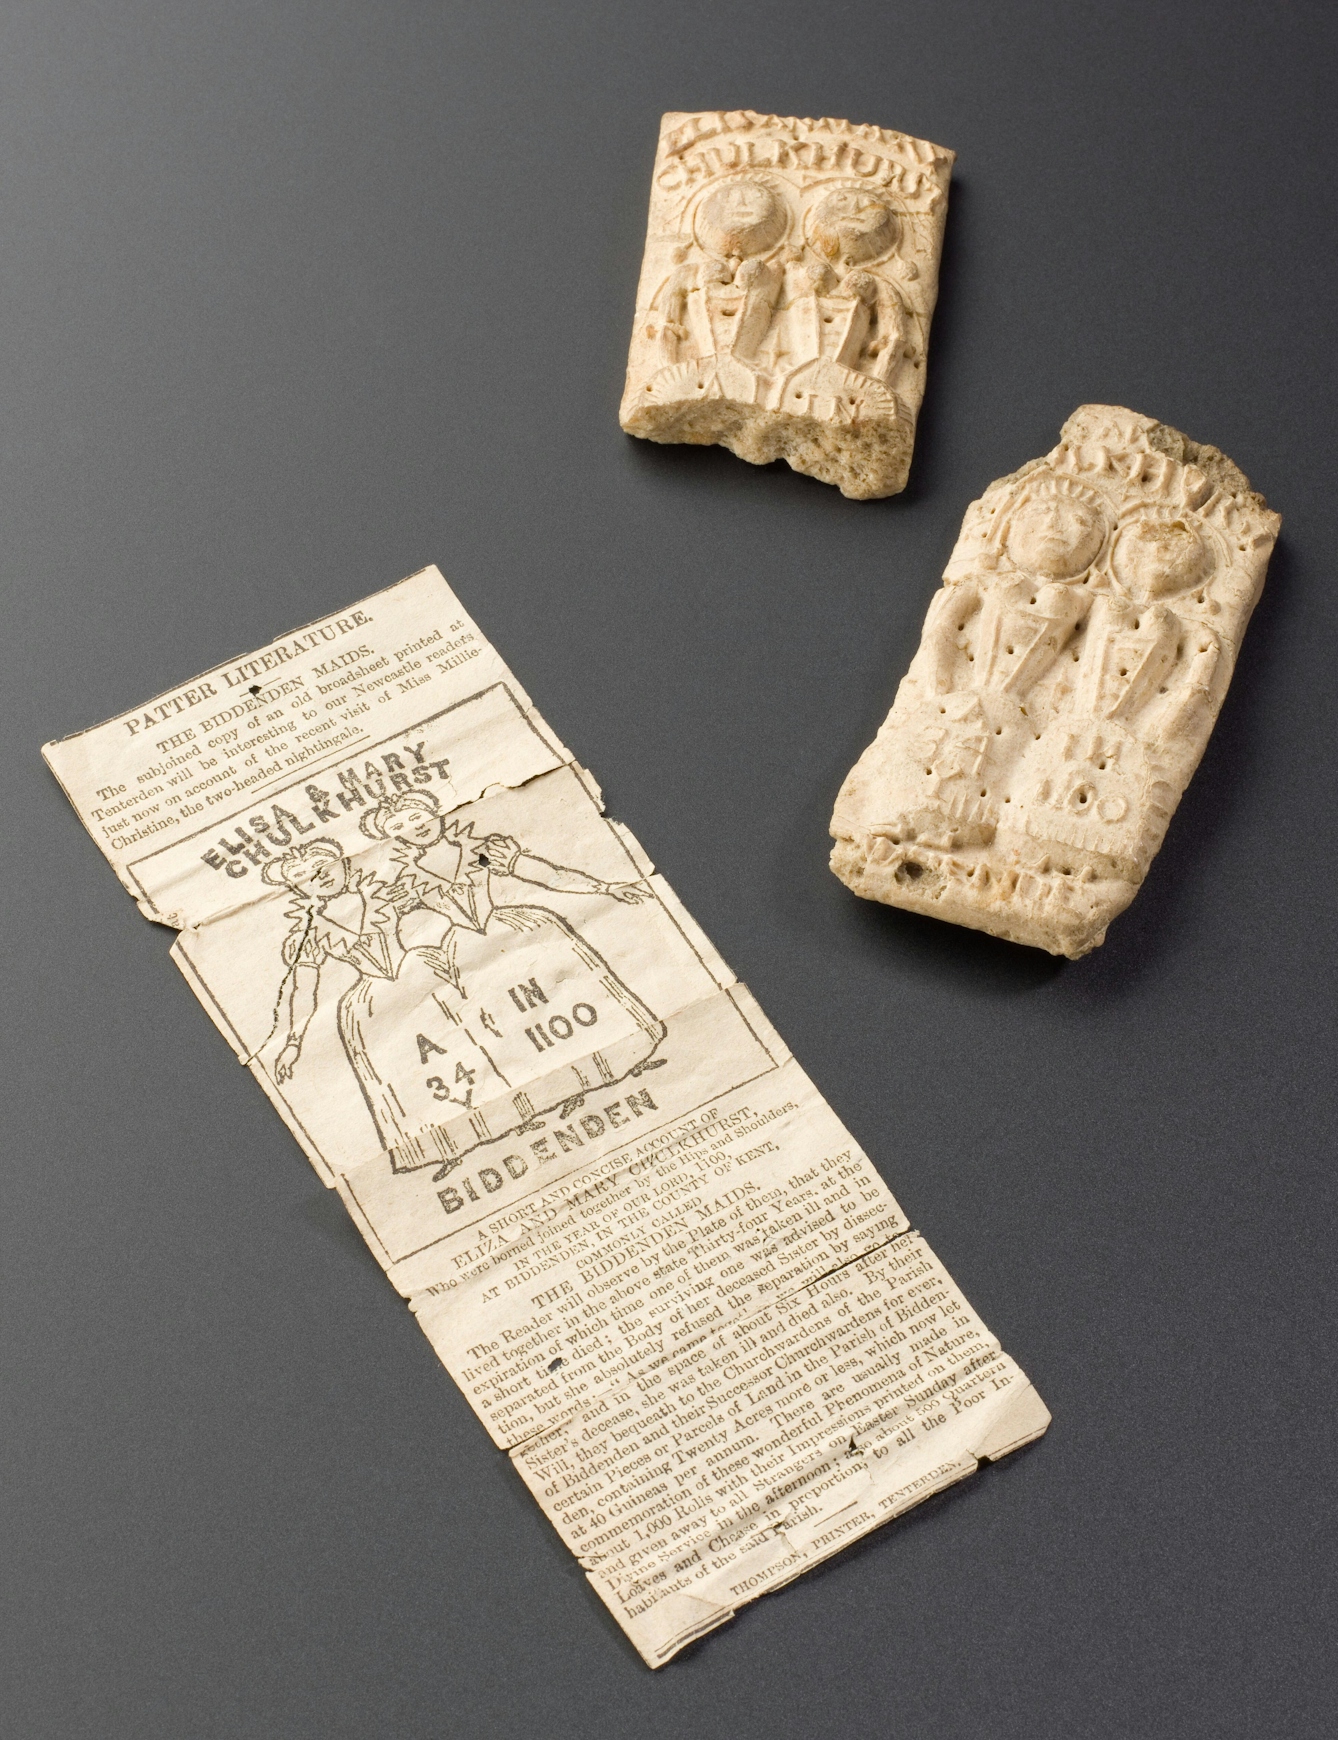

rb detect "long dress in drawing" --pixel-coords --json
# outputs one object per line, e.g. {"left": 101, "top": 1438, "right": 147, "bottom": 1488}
{"left": 386, "top": 830, "right": 666, "bottom": 1174}
{"left": 276, "top": 869, "right": 508, "bottom": 1155}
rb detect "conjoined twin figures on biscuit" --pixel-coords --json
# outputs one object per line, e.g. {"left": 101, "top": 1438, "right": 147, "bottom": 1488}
{"left": 887, "top": 477, "right": 1224, "bottom": 865}
{"left": 622, "top": 112, "right": 955, "bottom": 499}
{"left": 832, "top": 406, "right": 1280, "bottom": 955}
{"left": 645, "top": 179, "right": 915, "bottom": 392}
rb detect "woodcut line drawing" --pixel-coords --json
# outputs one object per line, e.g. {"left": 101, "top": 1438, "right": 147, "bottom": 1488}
{"left": 40, "top": 565, "right": 1052, "bottom": 1667}
{"left": 263, "top": 789, "right": 666, "bottom": 1174}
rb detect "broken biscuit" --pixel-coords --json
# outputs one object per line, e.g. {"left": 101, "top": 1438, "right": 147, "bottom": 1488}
{"left": 620, "top": 110, "right": 954, "bottom": 500}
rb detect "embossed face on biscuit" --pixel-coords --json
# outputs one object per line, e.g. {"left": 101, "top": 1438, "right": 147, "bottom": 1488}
{"left": 810, "top": 189, "right": 898, "bottom": 267}
{"left": 1006, "top": 496, "right": 1105, "bottom": 581}
{"left": 696, "top": 181, "right": 786, "bottom": 260}
{"left": 1111, "top": 518, "right": 1208, "bottom": 600}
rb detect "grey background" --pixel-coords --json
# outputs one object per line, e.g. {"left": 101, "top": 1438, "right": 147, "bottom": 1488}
{"left": 3, "top": 2, "right": 1335, "bottom": 1735}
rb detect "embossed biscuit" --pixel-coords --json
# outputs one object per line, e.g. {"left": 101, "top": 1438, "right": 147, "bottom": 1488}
{"left": 831, "top": 406, "right": 1279, "bottom": 955}
{"left": 619, "top": 110, "right": 954, "bottom": 500}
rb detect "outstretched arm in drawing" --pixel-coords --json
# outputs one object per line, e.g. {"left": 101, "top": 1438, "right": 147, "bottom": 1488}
{"left": 274, "top": 961, "right": 320, "bottom": 1081}
{"left": 481, "top": 832, "right": 651, "bottom": 903}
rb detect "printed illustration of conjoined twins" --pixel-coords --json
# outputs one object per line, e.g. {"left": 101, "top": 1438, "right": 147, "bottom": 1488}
{"left": 832, "top": 405, "right": 1280, "bottom": 956}
{"left": 261, "top": 789, "right": 666, "bottom": 1175}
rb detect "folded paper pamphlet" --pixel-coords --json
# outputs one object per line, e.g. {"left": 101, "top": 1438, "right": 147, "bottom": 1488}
{"left": 43, "top": 567, "right": 1049, "bottom": 1665}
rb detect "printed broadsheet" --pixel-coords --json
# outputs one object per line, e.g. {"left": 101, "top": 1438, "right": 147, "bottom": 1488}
{"left": 43, "top": 567, "right": 1049, "bottom": 1665}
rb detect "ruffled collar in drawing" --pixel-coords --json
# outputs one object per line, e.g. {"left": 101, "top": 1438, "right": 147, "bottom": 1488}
{"left": 389, "top": 838, "right": 492, "bottom": 933}
{"left": 286, "top": 868, "right": 402, "bottom": 973}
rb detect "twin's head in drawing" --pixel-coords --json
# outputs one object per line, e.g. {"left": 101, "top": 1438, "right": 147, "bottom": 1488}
{"left": 262, "top": 790, "right": 666, "bottom": 1176}
{"left": 359, "top": 788, "right": 450, "bottom": 849}
{"left": 261, "top": 836, "right": 351, "bottom": 899}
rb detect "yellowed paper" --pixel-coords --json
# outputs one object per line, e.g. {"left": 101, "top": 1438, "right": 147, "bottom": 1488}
{"left": 43, "top": 566, "right": 1048, "bottom": 1664}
